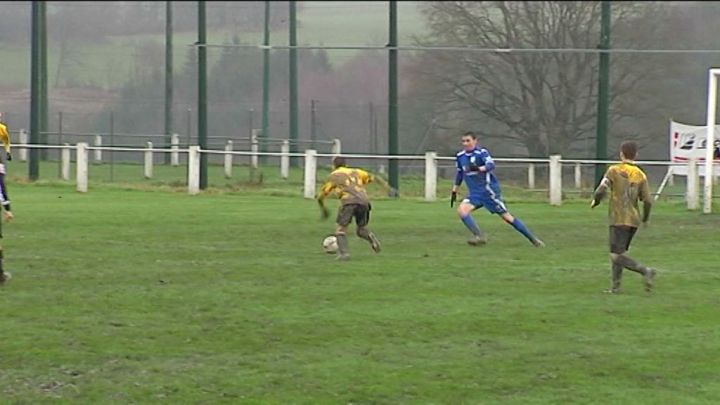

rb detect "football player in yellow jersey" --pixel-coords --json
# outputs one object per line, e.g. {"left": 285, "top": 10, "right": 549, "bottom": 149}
{"left": 0, "top": 113, "right": 12, "bottom": 162}
{"left": 591, "top": 141, "right": 656, "bottom": 293}
{"left": 317, "top": 157, "right": 392, "bottom": 261}
{"left": 0, "top": 113, "right": 13, "bottom": 285}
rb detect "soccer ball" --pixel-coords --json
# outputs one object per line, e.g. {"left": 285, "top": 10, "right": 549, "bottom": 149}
{"left": 322, "top": 235, "right": 338, "bottom": 254}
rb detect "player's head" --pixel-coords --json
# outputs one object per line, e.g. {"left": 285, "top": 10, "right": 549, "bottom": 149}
{"left": 619, "top": 141, "right": 638, "bottom": 161}
{"left": 461, "top": 131, "right": 478, "bottom": 152}
{"left": 332, "top": 156, "right": 347, "bottom": 169}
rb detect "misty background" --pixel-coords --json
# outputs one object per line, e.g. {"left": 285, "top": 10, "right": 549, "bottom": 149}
{"left": 1, "top": 1, "right": 720, "bottom": 165}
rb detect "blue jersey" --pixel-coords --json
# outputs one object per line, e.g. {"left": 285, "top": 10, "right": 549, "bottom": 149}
{"left": 455, "top": 147, "right": 500, "bottom": 196}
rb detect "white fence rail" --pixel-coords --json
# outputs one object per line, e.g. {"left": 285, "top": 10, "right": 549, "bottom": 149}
{"left": 7, "top": 143, "right": 718, "bottom": 212}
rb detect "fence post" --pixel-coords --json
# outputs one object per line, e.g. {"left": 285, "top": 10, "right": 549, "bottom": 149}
{"left": 76, "top": 142, "right": 89, "bottom": 193}
{"left": 528, "top": 163, "right": 535, "bottom": 189}
{"left": 424, "top": 151, "right": 437, "bottom": 202}
{"left": 687, "top": 157, "right": 699, "bottom": 210}
{"left": 224, "top": 140, "right": 233, "bottom": 179}
{"left": 171, "top": 133, "right": 180, "bottom": 166}
{"left": 93, "top": 134, "right": 102, "bottom": 164}
{"left": 19, "top": 129, "right": 28, "bottom": 162}
{"left": 574, "top": 162, "right": 582, "bottom": 189}
{"left": 144, "top": 141, "right": 153, "bottom": 179}
{"left": 188, "top": 146, "right": 200, "bottom": 195}
{"left": 61, "top": 143, "right": 71, "bottom": 181}
{"left": 331, "top": 139, "right": 342, "bottom": 156}
{"left": 303, "top": 149, "right": 317, "bottom": 199}
{"left": 549, "top": 155, "right": 562, "bottom": 206}
{"left": 251, "top": 133, "right": 259, "bottom": 169}
{"left": 280, "top": 140, "right": 290, "bottom": 179}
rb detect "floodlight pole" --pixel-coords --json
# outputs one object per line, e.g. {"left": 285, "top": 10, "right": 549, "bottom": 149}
{"left": 594, "top": 0, "right": 611, "bottom": 187}
{"left": 164, "top": 1, "right": 173, "bottom": 165}
{"left": 289, "top": 1, "right": 299, "bottom": 167}
{"left": 260, "top": 0, "right": 271, "bottom": 164}
{"left": 198, "top": 0, "right": 208, "bottom": 189}
{"left": 310, "top": 99, "right": 317, "bottom": 150}
{"left": 29, "top": 1, "right": 41, "bottom": 180}
{"left": 388, "top": 0, "right": 399, "bottom": 192}
{"left": 704, "top": 69, "right": 719, "bottom": 214}
{"left": 39, "top": 0, "right": 48, "bottom": 161}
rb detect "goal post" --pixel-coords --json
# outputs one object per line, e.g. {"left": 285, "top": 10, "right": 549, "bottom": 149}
{"left": 704, "top": 69, "right": 719, "bottom": 214}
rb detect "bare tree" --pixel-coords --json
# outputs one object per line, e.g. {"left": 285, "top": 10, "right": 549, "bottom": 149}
{"left": 413, "top": 1, "right": 665, "bottom": 157}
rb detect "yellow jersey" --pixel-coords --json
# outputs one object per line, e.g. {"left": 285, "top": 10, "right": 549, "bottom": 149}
{"left": 0, "top": 122, "right": 10, "bottom": 154}
{"left": 601, "top": 162, "right": 652, "bottom": 227}
{"left": 319, "top": 167, "right": 374, "bottom": 206}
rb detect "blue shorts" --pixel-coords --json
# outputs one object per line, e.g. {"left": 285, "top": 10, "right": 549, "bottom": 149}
{"left": 463, "top": 190, "right": 508, "bottom": 215}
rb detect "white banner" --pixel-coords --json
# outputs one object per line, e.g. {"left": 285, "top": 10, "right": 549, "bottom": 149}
{"left": 669, "top": 120, "right": 720, "bottom": 176}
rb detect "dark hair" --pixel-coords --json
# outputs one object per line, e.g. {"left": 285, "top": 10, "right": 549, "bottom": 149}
{"left": 620, "top": 141, "right": 638, "bottom": 160}
{"left": 332, "top": 156, "right": 347, "bottom": 168}
{"left": 463, "top": 131, "right": 477, "bottom": 139}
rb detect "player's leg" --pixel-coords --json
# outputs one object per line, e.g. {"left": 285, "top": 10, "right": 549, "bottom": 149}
{"left": 497, "top": 210, "right": 544, "bottom": 247}
{"left": 606, "top": 226, "right": 625, "bottom": 293}
{"left": 0, "top": 242, "right": 8, "bottom": 286}
{"left": 0, "top": 247, "right": 6, "bottom": 286}
{"left": 457, "top": 198, "right": 487, "bottom": 245}
{"left": 477, "top": 187, "right": 543, "bottom": 247}
{"left": 499, "top": 211, "right": 544, "bottom": 247}
{"left": 0, "top": 220, "right": 8, "bottom": 285}
{"left": 608, "top": 260, "right": 624, "bottom": 294}
{"left": 609, "top": 226, "right": 656, "bottom": 292}
{"left": 334, "top": 204, "right": 355, "bottom": 261}
{"left": 355, "top": 204, "right": 380, "bottom": 253}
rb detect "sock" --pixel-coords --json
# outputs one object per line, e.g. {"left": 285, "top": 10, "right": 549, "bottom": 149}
{"left": 0, "top": 249, "right": 4, "bottom": 273}
{"left": 335, "top": 233, "right": 349, "bottom": 256}
{"left": 614, "top": 254, "right": 649, "bottom": 275}
{"left": 510, "top": 218, "right": 536, "bottom": 243}
{"left": 357, "top": 227, "right": 372, "bottom": 243}
{"left": 611, "top": 261, "right": 623, "bottom": 290}
{"left": 461, "top": 215, "right": 483, "bottom": 237}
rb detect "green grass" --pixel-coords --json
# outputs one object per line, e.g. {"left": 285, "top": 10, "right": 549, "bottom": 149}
{"left": 0, "top": 176, "right": 720, "bottom": 403}
{"left": 0, "top": 2, "right": 426, "bottom": 89}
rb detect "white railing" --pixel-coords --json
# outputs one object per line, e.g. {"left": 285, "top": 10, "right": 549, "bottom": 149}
{"left": 8, "top": 143, "right": 717, "bottom": 212}
{"left": 14, "top": 128, "right": 341, "bottom": 168}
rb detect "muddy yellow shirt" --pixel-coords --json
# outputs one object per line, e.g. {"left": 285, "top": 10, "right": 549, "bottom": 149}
{"left": 0, "top": 122, "right": 10, "bottom": 154}
{"left": 319, "top": 167, "right": 373, "bottom": 206}
{"left": 600, "top": 162, "right": 651, "bottom": 227}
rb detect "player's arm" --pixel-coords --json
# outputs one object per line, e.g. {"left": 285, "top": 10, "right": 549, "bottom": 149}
{"left": 0, "top": 125, "right": 10, "bottom": 161}
{"left": 639, "top": 177, "right": 652, "bottom": 224}
{"left": 451, "top": 157, "right": 463, "bottom": 207}
{"left": 352, "top": 168, "right": 395, "bottom": 196}
{"left": 365, "top": 171, "right": 397, "bottom": 197}
{"left": 591, "top": 168, "right": 613, "bottom": 208}
{"left": 316, "top": 181, "right": 334, "bottom": 220}
{"left": 0, "top": 171, "right": 13, "bottom": 222}
{"left": 476, "top": 149, "right": 496, "bottom": 173}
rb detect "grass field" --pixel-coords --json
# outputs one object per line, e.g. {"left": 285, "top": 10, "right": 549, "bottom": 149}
{"left": 1, "top": 178, "right": 719, "bottom": 403}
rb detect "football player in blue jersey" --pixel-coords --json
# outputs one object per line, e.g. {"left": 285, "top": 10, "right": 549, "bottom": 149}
{"left": 451, "top": 131, "right": 544, "bottom": 247}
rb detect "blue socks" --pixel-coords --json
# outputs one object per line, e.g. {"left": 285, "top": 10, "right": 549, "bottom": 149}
{"left": 462, "top": 213, "right": 537, "bottom": 244}
{"left": 510, "top": 218, "right": 536, "bottom": 243}
{"left": 461, "top": 214, "right": 483, "bottom": 236}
